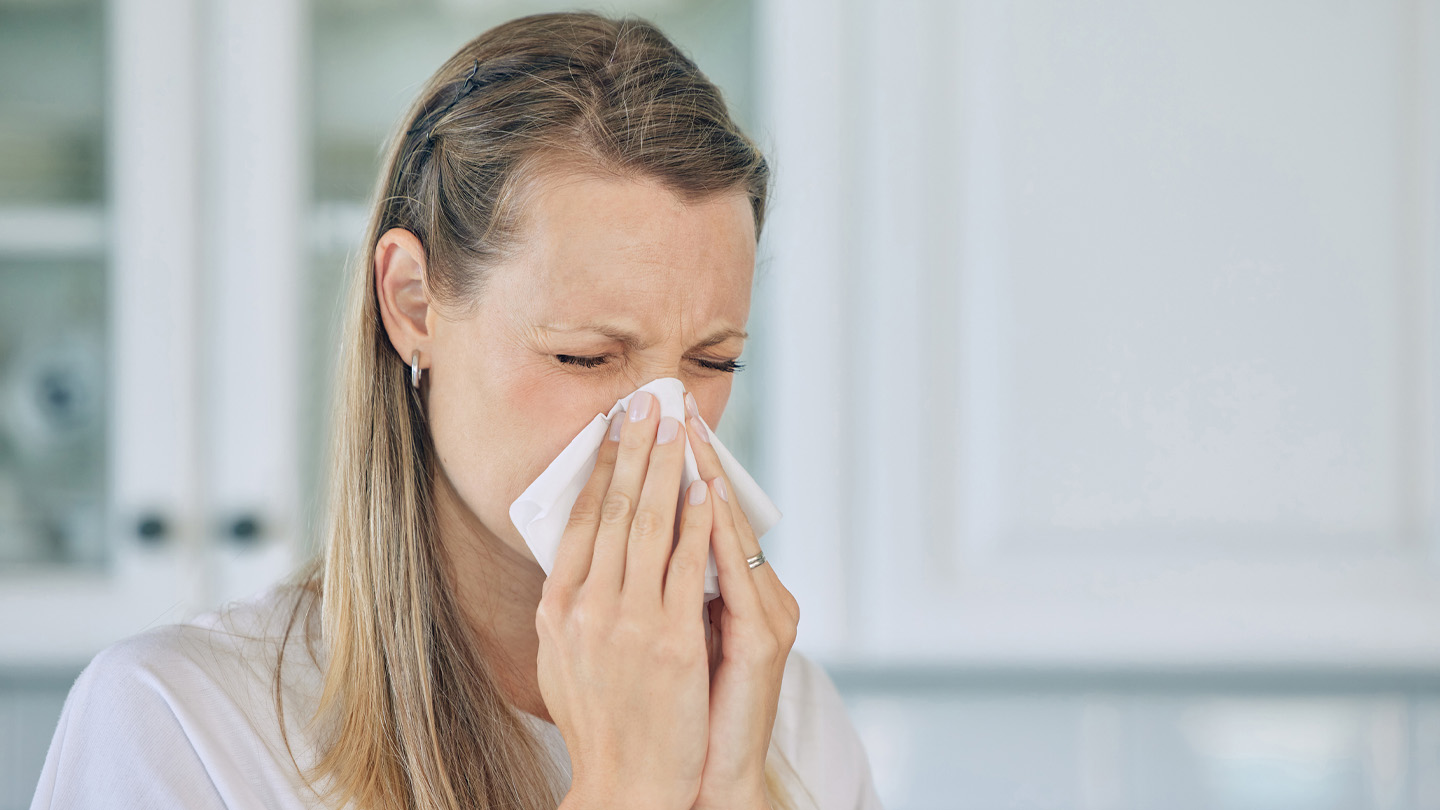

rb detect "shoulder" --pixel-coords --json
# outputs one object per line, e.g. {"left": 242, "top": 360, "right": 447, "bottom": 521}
{"left": 771, "top": 650, "right": 886, "bottom": 810}
{"left": 30, "top": 583, "right": 327, "bottom": 810}
{"left": 83, "top": 582, "right": 325, "bottom": 729}
{"left": 76, "top": 583, "right": 317, "bottom": 691}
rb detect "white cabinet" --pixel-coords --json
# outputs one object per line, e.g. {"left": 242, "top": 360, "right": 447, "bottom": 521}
{"left": 760, "top": 0, "right": 1440, "bottom": 668}
{"left": 0, "top": 0, "right": 303, "bottom": 666}
{"left": 0, "top": 0, "right": 760, "bottom": 669}
{"left": 6, "top": 0, "right": 1436, "bottom": 676}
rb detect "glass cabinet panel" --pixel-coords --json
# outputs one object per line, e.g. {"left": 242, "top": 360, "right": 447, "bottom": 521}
{"left": 0, "top": 0, "right": 107, "bottom": 569}
{"left": 0, "top": 0, "right": 105, "bottom": 204}
{"left": 0, "top": 260, "right": 107, "bottom": 567}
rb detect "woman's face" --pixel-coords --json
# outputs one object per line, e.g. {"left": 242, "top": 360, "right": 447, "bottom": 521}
{"left": 379, "top": 171, "right": 756, "bottom": 564}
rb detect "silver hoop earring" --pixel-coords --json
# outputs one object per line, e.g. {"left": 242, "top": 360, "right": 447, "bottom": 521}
{"left": 410, "top": 351, "right": 422, "bottom": 389}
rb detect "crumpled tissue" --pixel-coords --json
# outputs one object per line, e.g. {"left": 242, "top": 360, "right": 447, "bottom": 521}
{"left": 509, "top": 377, "right": 781, "bottom": 601}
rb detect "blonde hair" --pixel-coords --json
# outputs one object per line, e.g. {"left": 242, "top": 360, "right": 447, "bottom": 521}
{"left": 279, "top": 11, "right": 800, "bottom": 810}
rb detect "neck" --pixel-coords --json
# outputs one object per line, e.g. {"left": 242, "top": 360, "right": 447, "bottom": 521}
{"left": 433, "top": 468, "right": 551, "bottom": 722}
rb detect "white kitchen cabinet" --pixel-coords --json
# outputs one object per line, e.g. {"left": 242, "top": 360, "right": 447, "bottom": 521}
{"left": 0, "top": 0, "right": 303, "bottom": 666}
{"left": 5, "top": 0, "right": 1437, "bottom": 679}
{"left": 0, "top": 0, "right": 759, "bottom": 669}
{"left": 759, "top": 0, "right": 1440, "bottom": 669}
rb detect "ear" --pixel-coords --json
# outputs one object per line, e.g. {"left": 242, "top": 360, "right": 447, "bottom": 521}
{"left": 375, "top": 227, "right": 433, "bottom": 369}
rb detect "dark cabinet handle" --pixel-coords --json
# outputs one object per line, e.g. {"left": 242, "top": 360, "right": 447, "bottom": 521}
{"left": 135, "top": 512, "right": 169, "bottom": 545}
{"left": 226, "top": 514, "right": 263, "bottom": 545}
{"left": 134, "top": 511, "right": 270, "bottom": 547}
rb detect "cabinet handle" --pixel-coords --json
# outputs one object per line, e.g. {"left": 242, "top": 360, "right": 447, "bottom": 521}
{"left": 135, "top": 512, "right": 169, "bottom": 545}
{"left": 226, "top": 514, "right": 263, "bottom": 545}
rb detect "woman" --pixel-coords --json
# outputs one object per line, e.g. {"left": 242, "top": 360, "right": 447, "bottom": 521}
{"left": 32, "top": 12, "right": 881, "bottom": 810}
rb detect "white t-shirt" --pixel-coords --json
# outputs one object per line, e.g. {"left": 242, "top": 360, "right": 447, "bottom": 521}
{"left": 30, "top": 584, "right": 884, "bottom": 809}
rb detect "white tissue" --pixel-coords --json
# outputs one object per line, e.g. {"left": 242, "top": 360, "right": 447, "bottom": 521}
{"left": 509, "top": 377, "right": 781, "bottom": 600}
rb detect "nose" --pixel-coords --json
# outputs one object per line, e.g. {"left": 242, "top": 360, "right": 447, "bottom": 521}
{"left": 612, "top": 369, "right": 686, "bottom": 396}
{"left": 608, "top": 374, "right": 694, "bottom": 416}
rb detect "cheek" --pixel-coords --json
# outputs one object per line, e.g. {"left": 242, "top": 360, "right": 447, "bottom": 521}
{"left": 427, "top": 354, "right": 604, "bottom": 551}
{"left": 502, "top": 373, "right": 605, "bottom": 480}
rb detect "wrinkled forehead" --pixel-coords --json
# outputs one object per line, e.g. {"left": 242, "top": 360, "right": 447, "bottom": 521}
{"left": 497, "top": 167, "right": 756, "bottom": 314}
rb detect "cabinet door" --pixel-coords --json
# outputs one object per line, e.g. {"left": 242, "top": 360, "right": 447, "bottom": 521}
{"left": 0, "top": 0, "right": 201, "bottom": 666}
{"left": 760, "top": 0, "right": 1440, "bottom": 667}
{"left": 198, "top": 0, "right": 306, "bottom": 607}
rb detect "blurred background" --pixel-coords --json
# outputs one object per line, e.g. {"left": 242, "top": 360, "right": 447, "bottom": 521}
{"left": 2, "top": 0, "right": 1439, "bottom": 807}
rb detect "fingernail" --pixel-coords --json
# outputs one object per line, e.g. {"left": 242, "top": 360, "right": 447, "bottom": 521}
{"left": 628, "top": 391, "right": 651, "bottom": 421}
{"left": 685, "top": 392, "right": 699, "bottom": 419}
{"left": 608, "top": 416, "right": 622, "bottom": 442}
{"left": 688, "top": 479, "right": 707, "bottom": 505}
{"left": 713, "top": 477, "right": 728, "bottom": 502}
{"left": 690, "top": 415, "right": 710, "bottom": 444}
{"left": 656, "top": 416, "right": 680, "bottom": 444}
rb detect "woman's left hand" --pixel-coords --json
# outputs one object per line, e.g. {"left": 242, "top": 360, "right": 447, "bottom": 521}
{"left": 684, "top": 394, "right": 800, "bottom": 810}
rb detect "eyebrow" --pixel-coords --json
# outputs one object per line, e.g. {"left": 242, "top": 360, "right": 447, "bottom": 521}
{"left": 540, "top": 323, "right": 748, "bottom": 350}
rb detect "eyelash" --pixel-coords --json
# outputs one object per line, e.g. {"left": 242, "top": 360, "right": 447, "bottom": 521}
{"left": 556, "top": 354, "right": 746, "bottom": 374}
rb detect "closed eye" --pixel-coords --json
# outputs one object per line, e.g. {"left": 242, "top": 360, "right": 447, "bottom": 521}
{"left": 555, "top": 354, "right": 607, "bottom": 369}
{"left": 555, "top": 355, "right": 745, "bottom": 373}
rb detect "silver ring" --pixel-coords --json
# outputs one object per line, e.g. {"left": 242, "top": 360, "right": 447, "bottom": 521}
{"left": 746, "top": 550, "right": 766, "bottom": 570}
{"left": 411, "top": 351, "right": 421, "bottom": 389}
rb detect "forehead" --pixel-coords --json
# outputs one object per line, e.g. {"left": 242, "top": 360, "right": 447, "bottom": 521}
{"left": 496, "top": 170, "right": 756, "bottom": 321}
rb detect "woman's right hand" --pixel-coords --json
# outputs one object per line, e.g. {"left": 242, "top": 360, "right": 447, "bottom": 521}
{"left": 536, "top": 390, "right": 715, "bottom": 810}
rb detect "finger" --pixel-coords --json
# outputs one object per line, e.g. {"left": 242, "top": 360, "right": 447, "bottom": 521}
{"left": 684, "top": 395, "right": 787, "bottom": 623}
{"left": 683, "top": 392, "right": 725, "bottom": 483}
{"left": 684, "top": 401, "right": 760, "bottom": 546}
{"left": 752, "top": 560, "right": 796, "bottom": 624}
{"left": 767, "top": 566, "right": 801, "bottom": 626}
{"left": 751, "top": 557, "right": 788, "bottom": 623}
{"left": 706, "top": 476, "right": 765, "bottom": 620}
{"left": 685, "top": 402, "right": 775, "bottom": 617}
{"left": 548, "top": 413, "right": 622, "bottom": 591}
{"left": 664, "top": 479, "right": 713, "bottom": 615}
{"left": 589, "top": 391, "right": 658, "bottom": 591}
{"left": 624, "top": 415, "right": 688, "bottom": 603}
